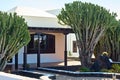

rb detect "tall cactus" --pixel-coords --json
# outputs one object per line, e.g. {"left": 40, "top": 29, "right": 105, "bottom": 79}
{"left": 57, "top": 1, "right": 117, "bottom": 67}
{"left": 108, "top": 21, "right": 120, "bottom": 61}
{"left": 0, "top": 12, "right": 30, "bottom": 71}
{"left": 95, "top": 20, "right": 120, "bottom": 61}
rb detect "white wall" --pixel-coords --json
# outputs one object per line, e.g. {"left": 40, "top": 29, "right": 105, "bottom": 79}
{"left": 67, "top": 33, "right": 79, "bottom": 57}
{"left": 12, "top": 47, "right": 24, "bottom": 64}
{"left": 12, "top": 33, "right": 64, "bottom": 64}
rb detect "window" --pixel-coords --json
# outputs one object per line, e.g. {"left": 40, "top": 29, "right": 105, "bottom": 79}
{"left": 73, "top": 41, "right": 77, "bottom": 53}
{"left": 27, "top": 33, "right": 55, "bottom": 54}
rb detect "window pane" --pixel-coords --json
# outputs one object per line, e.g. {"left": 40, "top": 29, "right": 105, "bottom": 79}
{"left": 73, "top": 41, "right": 77, "bottom": 53}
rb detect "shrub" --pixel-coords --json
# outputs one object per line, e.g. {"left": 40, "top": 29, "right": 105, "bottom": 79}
{"left": 80, "top": 67, "right": 90, "bottom": 72}
{"left": 101, "top": 64, "right": 120, "bottom": 73}
{"left": 101, "top": 69, "right": 109, "bottom": 72}
{"left": 101, "top": 68, "right": 114, "bottom": 73}
{"left": 112, "top": 64, "right": 120, "bottom": 73}
{"left": 68, "top": 51, "right": 72, "bottom": 56}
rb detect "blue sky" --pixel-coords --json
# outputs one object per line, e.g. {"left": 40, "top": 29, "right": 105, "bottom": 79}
{"left": 0, "top": 0, "right": 120, "bottom": 15}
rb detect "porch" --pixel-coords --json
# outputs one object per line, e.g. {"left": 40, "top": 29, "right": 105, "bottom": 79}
{"left": 5, "top": 27, "right": 78, "bottom": 71}
{"left": 5, "top": 58, "right": 80, "bottom": 72}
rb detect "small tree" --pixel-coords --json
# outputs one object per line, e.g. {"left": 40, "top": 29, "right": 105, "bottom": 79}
{"left": 57, "top": 1, "right": 117, "bottom": 67}
{"left": 0, "top": 12, "right": 30, "bottom": 71}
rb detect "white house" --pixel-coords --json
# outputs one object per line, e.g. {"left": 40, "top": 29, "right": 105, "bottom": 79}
{"left": 7, "top": 6, "right": 75, "bottom": 69}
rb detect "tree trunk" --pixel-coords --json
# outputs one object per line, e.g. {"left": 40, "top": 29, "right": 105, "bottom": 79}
{"left": 0, "top": 58, "right": 7, "bottom": 71}
{"left": 78, "top": 49, "right": 92, "bottom": 68}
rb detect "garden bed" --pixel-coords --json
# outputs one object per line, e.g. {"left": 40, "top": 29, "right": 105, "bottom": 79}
{"left": 37, "top": 66, "right": 120, "bottom": 79}
{"left": 45, "top": 65, "right": 81, "bottom": 71}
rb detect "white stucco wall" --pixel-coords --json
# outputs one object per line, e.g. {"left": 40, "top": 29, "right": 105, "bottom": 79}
{"left": 12, "top": 33, "right": 64, "bottom": 64}
{"left": 67, "top": 33, "right": 79, "bottom": 57}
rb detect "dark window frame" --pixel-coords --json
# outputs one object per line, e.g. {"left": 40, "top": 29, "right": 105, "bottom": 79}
{"left": 27, "top": 33, "right": 55, "bottom": 54}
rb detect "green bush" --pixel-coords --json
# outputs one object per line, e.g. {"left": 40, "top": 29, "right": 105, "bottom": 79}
{"left": 79, "top": 67, "right": 90, "bottom": 72}
{"left": 68, "top": 51, "right": 72, "bottom": 56}
{"left": 112, "top": 64, "right": 120, "bottom": 73}
{"left": 101, "top": 68, "right": 114, "bottom": 73}
{"left": 101, "top": 68, "right": 109, "bottom": 72}
{"left": 101, "top": 64, "right": 120, "bottom": 73}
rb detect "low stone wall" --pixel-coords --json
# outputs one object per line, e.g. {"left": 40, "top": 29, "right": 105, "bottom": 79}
{"left": 12, "top": 70, "right": 56, "bottom": 80}
{"left": 38, "top": 67, "right": 120, "bottom": 79}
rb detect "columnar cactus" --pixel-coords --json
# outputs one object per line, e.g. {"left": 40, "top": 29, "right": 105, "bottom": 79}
{"left": 0, "top": 12, "right": 30, "bottom": 71}
{"left": 57, "top": 1, "right": 117, "bottom": 67}
{"left": 95, "top": 20, "right": 120, "bottom": 61}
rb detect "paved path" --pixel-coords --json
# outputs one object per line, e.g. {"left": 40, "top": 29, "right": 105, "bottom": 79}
{"left": 56, "top": 74, "right": 119, "bottom": 80}
{"left": 0, "top": 72, "right": 38, "bottom": 80}
{"left": 1, "top": 71, "right": 119, "bottom": 80}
